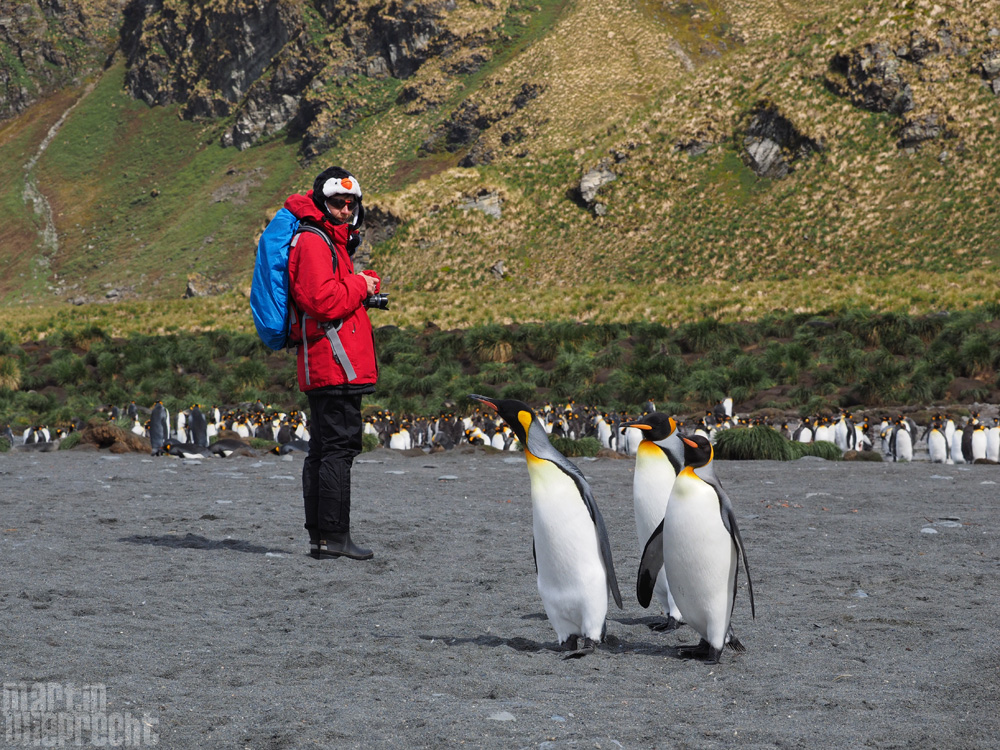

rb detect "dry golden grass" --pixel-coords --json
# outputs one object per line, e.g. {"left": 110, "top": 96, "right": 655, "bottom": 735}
{"left": 5, "top": 268, "right": 993, "bottom": 338}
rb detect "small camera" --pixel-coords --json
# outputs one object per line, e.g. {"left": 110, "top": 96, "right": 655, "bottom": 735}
{"left": 364, "top": 293, "right": 389, "bottom": 310}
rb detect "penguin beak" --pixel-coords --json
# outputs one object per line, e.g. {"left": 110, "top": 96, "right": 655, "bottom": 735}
{"left": 681, "top": 436, "right": 698, "bottom": 448}
{"left": 621, "top": 422, "right": 652, "bottom": 430}
{"left": 469, "top": 394, "right": 497, "bottom": 412}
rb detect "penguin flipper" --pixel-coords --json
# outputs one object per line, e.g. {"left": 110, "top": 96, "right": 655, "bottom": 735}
{"left": 636, "top": 519, "right": 665, "bottom": 609}
{"left": 589, "top": 500, "right": 623, "bottom": 609}
{"left": 717, "top": 488, "right": 756, "bottom": 620}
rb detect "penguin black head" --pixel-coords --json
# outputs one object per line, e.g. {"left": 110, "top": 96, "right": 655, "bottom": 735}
{"left": 621, "top": 412, "right": 678, "bottom": 441}
{"left": 681, "top": 434, "right": 714, "bottom": 469}
{"left": 468, "top": 394, "right": 534, "bottom": 447}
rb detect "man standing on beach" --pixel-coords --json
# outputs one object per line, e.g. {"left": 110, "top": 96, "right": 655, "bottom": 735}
{"left": 284, "top": 166, "right": 380, "bottom": 561}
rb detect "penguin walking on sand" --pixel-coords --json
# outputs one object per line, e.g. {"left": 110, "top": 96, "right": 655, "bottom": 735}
{"left": 637, "top": 434, "right": 755, "bottom": 663}
{"left": 621, "top": 412, "right": 686, "bottom": 632}
{"left": 469, "top": 394, "right": 623, "bottom": 658}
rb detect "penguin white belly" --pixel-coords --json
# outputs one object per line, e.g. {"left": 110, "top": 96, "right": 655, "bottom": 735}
{"left": 987, "top": 429, "right": 1000, "bottom": 462}
{"left": 833, "top": 423, "right": 849, "bottom": 450}
{"left": 389, "top": 431, "right": 410, "bottom": 450}
{"left": 597, "top": 422, "right": 612, "bottom": 449}
{"left": 526, "top": 456, "right": 608, "bottom": 644}
{"left": 971, "top": 431, "right": 987, "bottom": 460}
{"left": 927, "top": 431, "right": 948, "bottom": 464}
{"left": 895, "top": 430, "right": 913, "bottom": 462}
{"left": 814, "top": 425, "right": 831, "bottom": 442}
{"left": 662, "top": 476, "right": 736, "bottom": 651}
{"left": 623, "top": 427, "right": 643, "bottom": 456}
{"left": 951, "top": 433, "right": 966, "bottom": 464}
{"left": 633, "top": 443, "right": 680, "bottom": 618}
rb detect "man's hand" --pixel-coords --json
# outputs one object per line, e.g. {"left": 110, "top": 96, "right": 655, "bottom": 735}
{"left": 359, "top": 272, "right": 378, "bottom": 296}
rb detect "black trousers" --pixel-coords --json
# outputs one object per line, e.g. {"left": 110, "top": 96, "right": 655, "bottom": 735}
{"left": 303, "top": 390, "right": 364, "bottom": 536}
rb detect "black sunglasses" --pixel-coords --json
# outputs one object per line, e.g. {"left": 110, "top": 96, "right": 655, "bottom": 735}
{"left": 327, "top": 196, "right": 356, "bottom": 209}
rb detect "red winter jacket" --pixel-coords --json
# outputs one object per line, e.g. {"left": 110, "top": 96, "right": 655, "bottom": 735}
{"left": 285, "top": 191, "right": 379, "bottom": 392}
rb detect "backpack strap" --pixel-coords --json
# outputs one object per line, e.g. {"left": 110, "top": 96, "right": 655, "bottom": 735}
{"left": 291, "top": 223, "right": 358, "bottom": 385}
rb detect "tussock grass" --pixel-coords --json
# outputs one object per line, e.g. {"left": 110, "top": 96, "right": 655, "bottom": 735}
{"left": 790, "top": 441, "right": 842, "bottom": 461}
{"left": 714, "top": 427, "right": 795, "bottom": 461}
{"left": 549, "top": 436, "right": 602, "bottom": 458}
{"left": 2, "top": 304, "right": 998, "bottom": 429}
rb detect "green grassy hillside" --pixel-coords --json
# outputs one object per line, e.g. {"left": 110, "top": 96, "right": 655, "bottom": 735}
{"left": 0, "top": 0, "right": 997, "bottom": 328}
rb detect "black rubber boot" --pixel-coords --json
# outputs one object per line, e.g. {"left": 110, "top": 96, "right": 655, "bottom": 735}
{"left": 308, "top": 529, "right": 323, "bottom": 559}
{"left": 315, "top": 531, "right": 373, "bottom": 561}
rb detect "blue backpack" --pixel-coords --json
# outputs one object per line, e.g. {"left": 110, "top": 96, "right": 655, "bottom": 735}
{"left": 250, "top": 208, "right": 334, "bottom": 350}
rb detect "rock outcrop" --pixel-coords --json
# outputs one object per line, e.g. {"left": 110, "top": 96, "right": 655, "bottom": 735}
{"left": 827, "top": 20, "right": 976, "bottom": 151}
{"left": 0, "top": 0, "right": 126, "bottom": 120}
{"left": 742, "top": 104, "right": 821, "bottom": 179}
{"left": 118, "top": 0, "right": 509, "bottom": 157}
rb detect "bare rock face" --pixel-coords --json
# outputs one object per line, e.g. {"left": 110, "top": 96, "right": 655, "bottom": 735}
{"left": 578, "top": 162, "right": 616, "bottom": 205}
{"left": 980, "top": 49, "right": 1000, "bottom": 95}
{"left": 121, "top": 0, "right": 300, "bottom": 117}
{"left": 120, "top": 0, "right": 506, "bottom": 156}
{"left": 742, "top": 104, "right": 821, "bottom": 179}
{"left": 418, "top": 82, "right": 544, "bottom": 165}
{"left": 898, "top": 112, "right": 950, "bottom": 149}
{"left": 832, "top": 41, "right": 915, "bottom": 115}
{"left": 0, "top": 0, "right": 127, "bottom": 119}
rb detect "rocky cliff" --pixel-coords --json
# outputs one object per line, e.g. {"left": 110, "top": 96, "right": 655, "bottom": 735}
{"left": 117, "top": 0, "right": 510, "bottom": 158}
{"left": 0, "top": 0, "right": 126, "bottom": 119}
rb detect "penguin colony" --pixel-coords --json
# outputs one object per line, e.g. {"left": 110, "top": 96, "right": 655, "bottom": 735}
{"left": 3, "top": 400, "right": 999, "bottom": 464}
{"left": 3, "top": 396, "right": 998, "bottom": 663}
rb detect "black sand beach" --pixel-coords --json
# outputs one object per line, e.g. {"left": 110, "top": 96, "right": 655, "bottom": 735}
{"left": 3, "top": 447, "right": 998, "bottom": 748}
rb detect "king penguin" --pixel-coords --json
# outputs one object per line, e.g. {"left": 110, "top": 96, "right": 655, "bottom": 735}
{"left": 926, "top": 421, "right": 950, "bottom": 464}
{"left": 150, "top": 401, "right": 169, "bottom": 455}
{"left": 469, "top": 394, "right": 623, "bottom": 658}
{"left": 637, "top": 434, "right": 755, "bottom": 663}
{"left": 620, "top": 411, "right": 686, "bottom": 632}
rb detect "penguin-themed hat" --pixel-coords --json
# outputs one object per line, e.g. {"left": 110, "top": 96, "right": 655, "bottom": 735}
{"left": 311, "top": 166, "right": 364, "bottom": 227}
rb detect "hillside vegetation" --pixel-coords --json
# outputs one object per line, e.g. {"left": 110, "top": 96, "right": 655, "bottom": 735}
{"left": 0, "top": 0, "right": 996, "bottom": 327}
{"left": 2, "top": 305, "right": 998, "bottom": 431}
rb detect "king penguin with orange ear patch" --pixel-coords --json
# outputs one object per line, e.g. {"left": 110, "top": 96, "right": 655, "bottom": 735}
{"left": 469, "top": 395, "right": 623, "bottom": 658}
{"left": 638, "top": 434, "right": 755, "bottom": 663}
{"left": 620, "top": 412, "right": 686, "bottom": 632}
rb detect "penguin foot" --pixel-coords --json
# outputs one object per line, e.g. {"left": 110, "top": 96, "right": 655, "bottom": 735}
{"left": 648, "top": 616, "right": 684, "bottom": 633}
{"left": 562, "top": 637, "right": 598, "bottom": 660}
{"left": 726, "top": 635, "right": 747, "bottom": 653}
{"left": 676, "top": 639, "right": 724, "bottom": 663}
{"left": 725, "top": 625, "right": 746, "bottom": 652}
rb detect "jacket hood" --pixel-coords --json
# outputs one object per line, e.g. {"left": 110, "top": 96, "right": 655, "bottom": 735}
{"left": 285, "top": 192, "right": 331, "bottom": 226}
